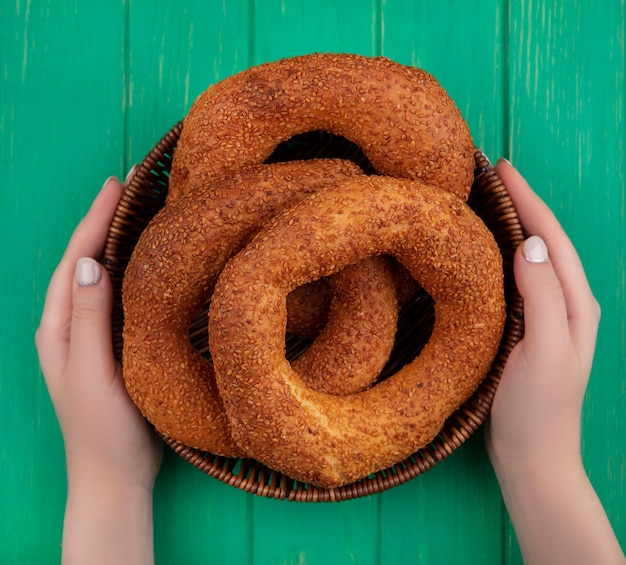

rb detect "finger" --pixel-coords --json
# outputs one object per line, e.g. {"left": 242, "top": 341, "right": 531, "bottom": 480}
{"left": 40, "top": 177, "right": 122, "bottom": 327}
{"left": 36, "top": 177, "right": 123, "bottom": 379}
{"left": 495, "top": 159, "right": 560, "bottom": 237}
{"left": 125, "top": 164, "right": 139, "bottom": 183}
{"left": 495, "top": 158, "right": 590, "bottom": 296}
{"left": 63, "top": 176, "right": 124, "bottom": 265}
{"left": 513, "top": 236, "right": 570, "bottom": 354}
{"left": 495, "top": 159, "right": 600, "bottom": 357}
{"left": 66, "top": 257, "right": 117, "bottom": 386}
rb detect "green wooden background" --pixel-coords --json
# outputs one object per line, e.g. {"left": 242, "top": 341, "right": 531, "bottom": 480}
{"left": 1, "top": 0, "right": 624, "bottom": 563}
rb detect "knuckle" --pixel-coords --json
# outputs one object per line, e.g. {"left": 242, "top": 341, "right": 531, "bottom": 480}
{"left": 34, "top": 320, "right": 56, "bottom": 350}
{"left": 72, "top": 300, "right": 101, "bottom": 323}
{"left": 34, "top": 325, "right": 46, "bottom": 349}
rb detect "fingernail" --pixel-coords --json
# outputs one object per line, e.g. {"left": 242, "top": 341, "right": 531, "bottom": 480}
{"left": 76, "top": 257, "right": 102, "bottom": 287}
{"left": 125, "top": 164, "right": 138, "bottom": 183}
{"left": 497, "top": 157, "right": 512, "bottom": 166}
{"left": 102, "top": 175, "right": 119, "bottom": 190}
{"left": 523, "top": 235, "right": 549, "bottom": 263}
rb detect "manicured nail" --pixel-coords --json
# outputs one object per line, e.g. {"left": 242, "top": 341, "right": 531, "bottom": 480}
{"left": 497, "top": 157, "right": 512, "bottom": 166}
{"left": 76, "top": 257, "right": 102, "bottom": 287}
{"left": 125, "top": 164, "right": 138, "bottom": 183}
{"left": 102, "top": 176, "right": 118, "bottom": 190}
{"left": 523, "top": 235, "right": 549, "bottom": 263}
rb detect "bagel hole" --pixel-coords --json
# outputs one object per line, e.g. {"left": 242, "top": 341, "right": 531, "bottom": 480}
{"left": 284, "top": 283, "right": 435, "bottom": 383}
{"left": 265, "top": 130, "right": 376, "bottom": 174}
{"left": 378, "top": 286, "right": 435, "bottom": 381}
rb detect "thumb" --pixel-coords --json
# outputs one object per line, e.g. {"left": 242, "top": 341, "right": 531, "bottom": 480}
{"left": 514, "top": 235, "right": 569, "bottom": 353}
{"left": 67, "top": 257, "right": 116, "bottom": 377}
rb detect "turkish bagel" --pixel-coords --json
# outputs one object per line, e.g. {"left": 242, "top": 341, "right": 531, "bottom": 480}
{"left": 168, "top": 52, "right": 475, "bottom": 202}
{"left": 208, "top": 176, "right": 506, "bottom": 488}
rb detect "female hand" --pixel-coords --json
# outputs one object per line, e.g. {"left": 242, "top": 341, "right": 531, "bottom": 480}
{"left": 485, "top": 159, "right": 624, "bottom": 564}
{"left": 36, "top": 174, "right": 162, "bottom": 564}
{"left": 486, "top": 158, "right": 601, "bottom": 467}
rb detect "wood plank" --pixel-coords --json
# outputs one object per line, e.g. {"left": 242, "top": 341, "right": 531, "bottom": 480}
{"left": 506, "top": 0, "right": 626, "bottom": 561}
{"left": 253, "top": 0, "right": 380, "bottom": 63}
{"left": 0, "top": 1, "right": 126, "bottom": 562}
{"left": 251, "top": 495, "right": 380, "bottom": 565}
{"left": 380, "top": 436, "right": 503, "bottom": 565}
{"left": 153, "top": 452, "right": 253, "bottom": 564}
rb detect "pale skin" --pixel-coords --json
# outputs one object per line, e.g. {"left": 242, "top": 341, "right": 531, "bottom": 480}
{"left": 35, "top": 161, "right": 625, "bottom": 564}
{"left": 35, "top": 172, "right": 162, "bottom": 565}
{"left": 486, "top": 160, "right": 625, "bottom": 564}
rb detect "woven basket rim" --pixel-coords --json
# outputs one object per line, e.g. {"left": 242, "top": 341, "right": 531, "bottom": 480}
{"left": 103, "top": 123, "right": 525, "bottom": 502}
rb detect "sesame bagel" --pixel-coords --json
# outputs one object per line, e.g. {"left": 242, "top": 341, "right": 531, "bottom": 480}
{"left": 208, "top": 175, "right": 506, "bottom": 487}
{"left": 168, "top": 53, "right": 474, "bottom": 202}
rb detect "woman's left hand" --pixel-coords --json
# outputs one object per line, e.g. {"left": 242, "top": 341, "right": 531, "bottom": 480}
{"left": 36, "top": 174, "right": 162, "bottom": 489}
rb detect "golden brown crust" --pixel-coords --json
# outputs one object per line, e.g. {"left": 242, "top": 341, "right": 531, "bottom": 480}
{"left": 292, "top": 256, "right": 399, "bottom": 395}
{"left": 122, "top": 159, "right": 400, "bottom": 455}
{"left": 390, "top": 257, "right": 423, "bottom": 305}
{"left": 208, "top": 176, "right": 506, "bottom": 487}
{"left": 286, "top": 258, "right": 421, "bottom": 340}
{"left": 168, "top": 53, "right": 474, "bottom": 202}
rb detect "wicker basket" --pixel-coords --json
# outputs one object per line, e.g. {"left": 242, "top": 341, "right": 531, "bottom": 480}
{"left": 103, "top": 124, "right": 525, "bottom": 502}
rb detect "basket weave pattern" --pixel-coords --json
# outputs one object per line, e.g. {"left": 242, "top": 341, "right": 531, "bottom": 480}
{"left": 103, "top": 124, "right": 525, "bottom": 502}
